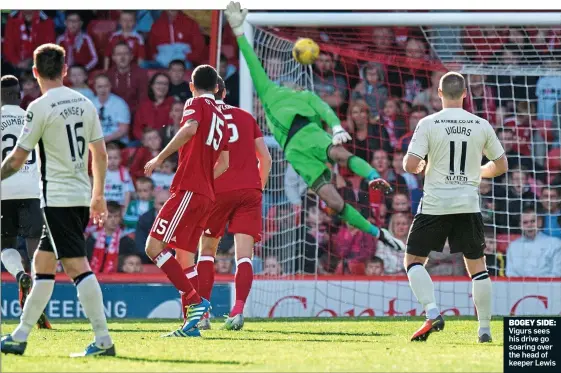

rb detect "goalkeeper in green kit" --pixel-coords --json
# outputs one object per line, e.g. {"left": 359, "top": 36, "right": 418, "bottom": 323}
{"left": 225, "top": 2, "right": 404, "bottom": 251}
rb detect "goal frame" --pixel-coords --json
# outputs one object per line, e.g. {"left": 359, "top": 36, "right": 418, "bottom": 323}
{"left": 239, "top": 11, "right": 561, "bottom": 115}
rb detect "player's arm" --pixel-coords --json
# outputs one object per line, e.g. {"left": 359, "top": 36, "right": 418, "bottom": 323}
{"left": 255, "top": 137, "right": 272, "bottom": 189}
{"left": 89, "top": 139, "right": 108, "bottom": 199}
{"left": 404, "top": 119, "right": 429, "bottom": 174}
{"left": 214, "top": 150, "right": 230, "bottom": 179}
{"left": 1, "top": 147, "right": 29, "bottom": 179}
{"left": 306, "top": 91, "right": 352, "bottom": 145}
{"left": 2, "top": 104, "right": 43, "bottom": 180}
{"left": 481, "top": 124, "right": 508, "bottom": 178}
{"left": 225, "top": 2, "right": 273, "bottom": 99}
{"left": 89, "top": 106, "right": 109, "bottom": 225}
{"left": 161, "top": 120, "right": 198, "bottom": 159}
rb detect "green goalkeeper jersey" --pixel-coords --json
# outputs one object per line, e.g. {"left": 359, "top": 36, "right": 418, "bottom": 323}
{"left": 237, "top": 35, "right": 340, "bottom": 149}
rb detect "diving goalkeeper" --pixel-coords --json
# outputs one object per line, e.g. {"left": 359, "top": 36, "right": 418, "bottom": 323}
{"left": 225, "top": 2, "right": 404, "bottom": 251}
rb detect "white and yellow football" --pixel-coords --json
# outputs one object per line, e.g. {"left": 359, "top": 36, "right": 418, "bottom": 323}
{"left": 292, "top": 38, "right": 320, "bottom": 65}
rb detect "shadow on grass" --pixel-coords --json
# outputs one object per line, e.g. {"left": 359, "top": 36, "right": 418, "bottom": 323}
{"left": 205, "top": 335, "right": 374, "bottom": 343}
{"left": 243, "top": 329, "right": 391, "bottom": 337}
{"left": 114, "top": 355, "right": 245, "bottom": 365}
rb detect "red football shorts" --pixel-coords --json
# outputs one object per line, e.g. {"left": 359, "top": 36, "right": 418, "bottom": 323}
{"left": 204, "top": 188, "right": 262, "bottom": 242}
{"left": 149, "top": 190, "right": 212, "bottom": 253}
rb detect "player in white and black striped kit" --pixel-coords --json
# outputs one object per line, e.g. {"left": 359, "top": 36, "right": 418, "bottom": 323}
{"left": 403, "top": 72, "right": 508, "bottom": 343}
{"left": 1, "top": 75, "right": 51, "bottom": 329}
{"left": 1, "top": 44, "right": 115, "bottom": 357}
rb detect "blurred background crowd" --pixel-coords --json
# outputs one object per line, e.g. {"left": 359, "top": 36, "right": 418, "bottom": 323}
{"left": 1, "top": 10, "right": 560, "bottom": 278}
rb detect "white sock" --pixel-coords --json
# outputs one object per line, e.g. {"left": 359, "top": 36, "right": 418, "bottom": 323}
{"left": 75, "top": 273, "right": 113, "bottom": 348}
{"left": 12, "top": 276, "right": 55, "bottom": 342}
{"left": 472, "top": 271, "right": 492, "bottom": 335}
{"left": 407, "top": 264, "right": 440, "bottom": 319}
{"left": 1, "top": 248, "right": 25, "bottom": 279}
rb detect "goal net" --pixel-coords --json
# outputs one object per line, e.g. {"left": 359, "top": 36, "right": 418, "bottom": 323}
{"left": 244, "top": 16, "right": 561, "bottom": 318}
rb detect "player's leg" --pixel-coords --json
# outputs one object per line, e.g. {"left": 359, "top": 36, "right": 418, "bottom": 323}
{"left": 175, "top": 249, "right": 199, "bottom": 323}
{"left": 145, "top": 191, "right": 202, "bottom": 308}
{"left": 43, "top": 206, "right": 115, "bottom": 356}
{"left": 196, "top": 235, "right": 220, "bottom": 329}
{"left": 328, "top": 145, "right": 392, "bottom": 192}
{"left": 405, "top": 214, "right": 450, "bottom": 341}
{"left": 450, "top": 213, "right": 492, "bottom": 343}
{"left": 23, "top": 199, "right": 52, "bottom": 329}
{"left": 152, "top": 191, "right": 213, "bottom": 337}
{"left": 2, "top": 248, "right": 58, "bottom": 355}
{"left": 1, "top": 200, "right": 28, "bottom": 284}
{"left": 465, "top": 256, "right": 492, "bottom": 342}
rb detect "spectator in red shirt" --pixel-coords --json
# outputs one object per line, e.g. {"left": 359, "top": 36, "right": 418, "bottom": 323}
{"left": 3, "top": 11, "right": 55, "bottom": 72}
{"left": 397, "top": 105, "right": 429, "bottom": 152}
{"left": 147, "top": 10, "right": 206, "bottom": 69}
{"left": 381, "top": 97, "right": 407, "bottom": 148}
{"left": 19, "top": 73, "right": 41, "bottom": 110}
{"left": 106, "top": 42, "right": 149, "bottom": 116}
{"left": 161, "top": 100, "right": 184, "bottom": 146}
{"left": 130, "top": 128, "right": 163, "bottom": 181}
{"left": 333, "top": 223, "right": 377, "bottom": 274}
{"left": 133, "top": 72, "right": 175, "bottom": 140}
{"left": 56, "top": 11, "right": 98, "bottom": 71}
{"left": 103, "top": 10, "right": 146, "bottom": 70}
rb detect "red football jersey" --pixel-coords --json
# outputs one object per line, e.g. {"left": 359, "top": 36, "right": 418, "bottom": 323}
{"left": 214, "top": 101, "right": 264, "bottom": 194}
{"left": 170, "top": 94, "right": 229, "bottom": 200}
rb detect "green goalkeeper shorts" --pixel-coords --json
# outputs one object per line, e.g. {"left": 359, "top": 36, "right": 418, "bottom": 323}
{"left": 285, "top": 123, "right": 334, "bottom": 192}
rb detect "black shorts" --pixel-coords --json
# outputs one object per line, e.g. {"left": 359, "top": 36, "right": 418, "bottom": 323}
{"left": 406, "top": 213, "right": 486, "bottom": 260}
{"left": 39, "top": 206, "right": 89, "bottom": 259}
{"left": 1, "top": 199, "right": 43, "bottom": 248}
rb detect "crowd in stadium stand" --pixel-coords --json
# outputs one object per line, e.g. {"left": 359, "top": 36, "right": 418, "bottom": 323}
{"left": 1, "top": 10, "right": 560, "bottom": 277}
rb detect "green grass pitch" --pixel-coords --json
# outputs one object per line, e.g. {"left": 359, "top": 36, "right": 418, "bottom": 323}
{"left": 2, "top": 317, "right": 503, "bottom": 372}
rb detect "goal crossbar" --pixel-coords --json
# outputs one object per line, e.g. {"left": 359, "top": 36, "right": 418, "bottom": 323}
{"left": 240, "top": 12, "right": 561, "bottom": 114}
{"left": 246, "top": 12, "right": 561, "bottom": 27}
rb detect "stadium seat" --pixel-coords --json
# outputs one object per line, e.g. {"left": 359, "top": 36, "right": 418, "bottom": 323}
{"left": 496, "top": 233, "right": 521, "bottom": 253}
{"left": 87, "top": 20, "right": 118, "bottom": 62}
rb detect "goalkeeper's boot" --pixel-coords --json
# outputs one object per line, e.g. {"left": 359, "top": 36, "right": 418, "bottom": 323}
{"left": 478, "top": 333, "right": 492, "bottom": 343}
{"left": 183, "top": 298, "right": 211, "bottom": 331}
{"left": 1, "top": 335, "right": 27, "bottom": 355}
{"left": 369, "top": 178, "right": 393, "bottom": 195}
{"left": 70, "top": 342, "right": 116, "bottom": 357}
{"left": 379, "top": 228, "right": 405, "bottom": 252}
{"left": 162, "top": 327, "right": 201, "bottom": 338}
{"left": 411, "top": 315, "right": 445, "bottom": 342}
{"left": 223, "top": 314, "right": 244, "bottom": 331}
{"left": 17, "top": 272, "right": 32, "bottom": 309}
{"left": 37, "top": 312, "right": 52, "bottom": 329}
{"left": 197, "top": 313, "right": 211, "bottom": 330}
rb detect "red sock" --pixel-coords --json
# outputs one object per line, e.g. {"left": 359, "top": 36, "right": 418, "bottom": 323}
{"left": 153, "top": 250, "right": 201, "bottom": 305}
{"left": 197, "top": 256, "right": 215, "bottom": 301}
{"left": 230, "top": 258, "right": 253, "bottom": 317}
{"left": 180, "top": 266, "right": 199, "bottom": 320}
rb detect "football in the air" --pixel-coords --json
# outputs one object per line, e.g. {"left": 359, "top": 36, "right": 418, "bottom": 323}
{"left": 292, "top": 38, "right": 320, "bottom": 65}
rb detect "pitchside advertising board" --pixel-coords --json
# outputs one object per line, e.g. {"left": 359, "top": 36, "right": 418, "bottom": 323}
{"left": 1, "top": 278, "right": 560, "bottom": 319}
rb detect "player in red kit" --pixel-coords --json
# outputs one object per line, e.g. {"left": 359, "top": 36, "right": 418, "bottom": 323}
{"left": 196, "top": 77, "right": 272, "bottom": 331}
{"left": 143, "top": 65, "right": 230, "bottom": 338}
